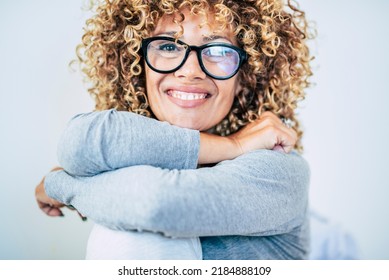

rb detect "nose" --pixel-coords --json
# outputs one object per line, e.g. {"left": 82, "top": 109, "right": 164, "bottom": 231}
{"left": 174, "top": 51, "right": 207, "bottom": 80}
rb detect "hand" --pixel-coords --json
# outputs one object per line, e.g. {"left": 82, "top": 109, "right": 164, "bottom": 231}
{"left": 228, "top": 111, "right": 297, "bottom": 154}
{"left": 35, "top": 167, "right": 65, "bottom": 217}
{"left": 198, "top": 112, "right": 297, "bottom": 164}
{"left": 35, "top": 167, "right": 87, "bottom": 220}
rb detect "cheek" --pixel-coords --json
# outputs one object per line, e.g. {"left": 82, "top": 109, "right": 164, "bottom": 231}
{"left": 145, "top": 68, "right": 155, "bottom": 95}
{"left": 216, "top": 78, "right": 240, "bottom": 103}
{"left": 145, "top": 69, "right": 161, "bottom": 104}
{"left": 144, "top": 69, "right": 164, "bottom": 120}
{"left": 212, "top": 80, "right": 239, "bottom": 121}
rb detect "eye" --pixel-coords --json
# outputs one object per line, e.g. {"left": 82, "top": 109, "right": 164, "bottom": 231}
{"left": 203, "top": 46, "right": 237, "bottom": 62}
{"left": 148, "top": 39, "right": 186, "bottom": 59}
{"left": 158, "top": 43, "right": 179, "bottom": 52}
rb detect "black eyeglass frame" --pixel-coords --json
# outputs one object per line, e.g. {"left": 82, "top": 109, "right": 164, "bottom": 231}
{"left": 141, "top": 36, "right": 248, "bottom": 80}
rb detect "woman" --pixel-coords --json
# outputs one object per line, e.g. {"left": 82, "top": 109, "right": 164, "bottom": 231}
{"left": 36, "top": 0, "right": 313, "bottom": 259}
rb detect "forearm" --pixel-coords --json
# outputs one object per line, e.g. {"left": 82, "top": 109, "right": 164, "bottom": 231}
{"left": 198, "top": 133, "right": 241, "bottom": 164}
{"left": 57, "top": 109, "right": 200, "bottom": 176}
{"left": 58, "top": 109, "right": 244, "bottom": 175}
{"left": 45, "top": 150, "right": 309, "bottom": 237}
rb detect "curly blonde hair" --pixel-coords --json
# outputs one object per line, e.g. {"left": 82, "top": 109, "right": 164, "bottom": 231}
{"left": 76, "top": 0, "right": 313, "bottom": 150}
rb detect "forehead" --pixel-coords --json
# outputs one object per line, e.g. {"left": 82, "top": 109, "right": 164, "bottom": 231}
{"left": 151, "top": 10, "right": 236, "bottom": 43}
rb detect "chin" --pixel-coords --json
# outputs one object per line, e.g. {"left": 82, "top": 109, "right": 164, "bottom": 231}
{"left": 169, "top": 118, "right": 212, "bottom": 131}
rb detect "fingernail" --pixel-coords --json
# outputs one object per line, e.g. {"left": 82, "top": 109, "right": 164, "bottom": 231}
{"left": 82, "top": 217, "right": 87, "bottom": 221}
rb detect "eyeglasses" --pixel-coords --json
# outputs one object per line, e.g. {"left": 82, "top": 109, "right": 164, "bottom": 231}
{"left": 141, "top": 36, "right": 247, "bottom": 80}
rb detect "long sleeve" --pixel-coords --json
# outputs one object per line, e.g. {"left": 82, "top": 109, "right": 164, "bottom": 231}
{"left": 45, "top": 149, "right": 309, "bottom": 238}
{"left": 57, "top": 109, "right": 200, "bottom": 176}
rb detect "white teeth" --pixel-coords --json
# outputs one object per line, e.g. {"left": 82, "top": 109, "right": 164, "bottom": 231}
{"left": 169, "top": 90, "right": 207, "bottom": 101}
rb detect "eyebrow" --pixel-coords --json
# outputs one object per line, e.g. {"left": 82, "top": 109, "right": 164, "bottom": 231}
{"left": 155, "top": 31, "right": 178, "bottom": 37}
{"left": 202, "top": 35, "right": 231, "bottom": 42}
{"left": 154, "top": 32, "right": 232, "bottom": 43}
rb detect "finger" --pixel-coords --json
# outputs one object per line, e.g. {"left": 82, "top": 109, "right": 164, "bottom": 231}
{"left": 260, "top": 111, "right": 284, "bottom": 125}
{"left": 256, "top": 112, "right": 285, "bottom": 130}
{"left": 259, "top": 115, "right": 296, "bottom": 140}
{"left": 47, "top": 207, "right": 64, "bottom": 217}
{"left": 240, "top": 111, "right": 282, "bottom": 135}
{"left": 266, "top": 116, "right": 297, "bottom": 147}
{"left": 260, "top": 124, "right": 296, "bottom": 153}
{"left": 277, "top": 123, "right": 297, "bottom": 141}
{"left": 281, "top": 124, "right": 298, "bottom": 145}
{"left": 39, "top": 203, "right": 64, "bottom": 217}
{"left": 37, "top": 196, "right": 64, "bottom": 209}
{"left": 272, "top": 144, "right": 286, "bottom": 153}
{"left": 276, "top": 129, "right": 297, "bottom": 153}
{"left": 261, "top": 112, "right": 294, "bottom": 129}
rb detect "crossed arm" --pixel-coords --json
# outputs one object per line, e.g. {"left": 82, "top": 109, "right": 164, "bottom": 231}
{"left": 36, "top": 109, "right": 308, "bottom": 237}
{"left": 54, "top": 109, "right": 296, "bottom": 175}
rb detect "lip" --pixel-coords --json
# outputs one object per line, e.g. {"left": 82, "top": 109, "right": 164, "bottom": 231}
{"left": 164, "top": 86, "right": 211, "bottom": 109}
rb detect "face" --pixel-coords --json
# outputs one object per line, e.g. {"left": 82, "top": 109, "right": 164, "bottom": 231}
{"left": 145, "top": 9, "right": 241, "bottom": 131}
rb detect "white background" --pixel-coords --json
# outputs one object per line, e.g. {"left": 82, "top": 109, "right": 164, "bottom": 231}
{"left": 0, "top": 0, "right": 388, "bottom": 259}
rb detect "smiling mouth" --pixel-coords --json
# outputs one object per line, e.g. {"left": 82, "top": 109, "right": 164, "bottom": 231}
{"left": 166, "top": 90, "right": 210, "bottom": 101}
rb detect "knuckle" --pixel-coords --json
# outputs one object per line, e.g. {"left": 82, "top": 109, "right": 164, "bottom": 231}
{"left": 263, "top": 125, "right": 279, "bottom": 137}
{"left": 261, "top": 117, "right": 276, "bottom": 127}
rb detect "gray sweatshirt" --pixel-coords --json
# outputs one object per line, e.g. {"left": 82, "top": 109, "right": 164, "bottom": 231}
{"left": 44, "top": 109, "right": 310, "bottom": 259}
